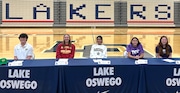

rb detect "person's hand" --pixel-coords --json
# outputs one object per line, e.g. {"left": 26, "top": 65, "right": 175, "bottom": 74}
{"left": 135, "top": 56, "right": 140, "bottom": 59}
{"left": 26, "top": 56, "right": 32, "bottom": 60}
{"left": 14, "top": 56, "right": 18, "bottom": 60}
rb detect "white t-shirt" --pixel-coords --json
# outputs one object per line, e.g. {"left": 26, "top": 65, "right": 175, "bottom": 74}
{"left": 14, "top": 43, "right": 34, "bottom": 59}
{"left": 90, "top": 44, "right": 107, "bottom": 58}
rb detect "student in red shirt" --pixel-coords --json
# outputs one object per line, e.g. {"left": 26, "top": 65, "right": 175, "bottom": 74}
{"left": 56, "top": 34, "right": 75, "bottom": 59}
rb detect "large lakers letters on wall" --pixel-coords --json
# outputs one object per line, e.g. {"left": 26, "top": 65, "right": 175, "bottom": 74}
{"left": 66, "top": 0, "right": 114, "bottom": 26}
{"left": 127, "top": 0, "right": 174, "bottom": 26}
{"left": 2, "top": 0, "right": 54, "bottom": 26}
{"left": 0, "top": 0, "right": 176, "bottom": 27}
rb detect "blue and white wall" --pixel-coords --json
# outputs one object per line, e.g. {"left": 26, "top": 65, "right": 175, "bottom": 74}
{"left": 0, "top": 0, "right": 178, "bottom": 27}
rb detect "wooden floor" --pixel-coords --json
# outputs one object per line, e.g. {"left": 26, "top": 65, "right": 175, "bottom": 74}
{"left": 0, "top": 27, "right": 180, "bottom": 59}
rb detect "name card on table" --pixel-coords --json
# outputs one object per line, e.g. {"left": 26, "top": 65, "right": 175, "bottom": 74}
{"left": 98, "top": 60, "right": 111, "bottom": 65}
{"left": 163, "top": 59, "right": 175, "bottom": 63}
{"left": 55, "top": 59, "right": 68, "bottom": 65}
{"left": 175, "top": 60, "right": 180, "bottom": 65}
{"left": 8, "top": 61, "right": 23, "bottom": 66}
{"left": 135, "top": 59, "right": 148, "bottom": 65}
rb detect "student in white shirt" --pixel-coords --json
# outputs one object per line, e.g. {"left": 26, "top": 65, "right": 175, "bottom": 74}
{"left": 90, "top": 36, "right": 107, "bottom": 58}
{"left": 14, "top": 33, "right": 34, "bottom": 60}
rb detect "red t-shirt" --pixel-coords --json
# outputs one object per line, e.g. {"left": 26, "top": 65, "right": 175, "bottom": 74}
{"left": 56, "top": 43, "right": 75, "bottom": 58}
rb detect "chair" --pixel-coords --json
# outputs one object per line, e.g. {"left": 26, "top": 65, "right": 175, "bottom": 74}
{"left": 123, "top": 51, "right": 128, "bottom": 58}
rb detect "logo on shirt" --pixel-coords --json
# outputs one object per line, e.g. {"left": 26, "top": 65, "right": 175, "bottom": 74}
{"left": 97, "top": 52, "right": 100, "bottom": 55}
{"left": 61, "top": 46, "right": 71, "bottom": 49}
{"left": 163, "top": 49, "right": 166, "bottom": 54}
{"left": 131, "top": 49, "right": 140, "bottom": 55}
{"left": 94, "top": 48, "right": 104, "bottom": 53}
{"left": 61, "top": 50, "right": 71, "bottom": 54}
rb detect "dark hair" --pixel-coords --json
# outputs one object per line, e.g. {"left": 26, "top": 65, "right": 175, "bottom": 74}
{"left": 62, "top": 34, "right": 72, "bottom": 47}
{"left": 158, "top": 36, "right": 170, "bottom": 56}
{"left": 18, "top": 33, "right": 28, "bottom": 40}
{"left": 97, "top": 35, "right": 103, "bottom": 40}
{"left": 130, "top": 37, "right": 141, "bottom": 46}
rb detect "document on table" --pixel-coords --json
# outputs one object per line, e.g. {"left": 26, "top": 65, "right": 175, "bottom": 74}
{"left": 8, "top": 61, "right": 23, "bottom": 66}
{"left": 55, "top": 59, "right": 68, "bottom": 65}
{"left": 98, "top": 60, "right": 111, "bottom": 65}
{"left": 135, "top": 59, "right": 148, "bottom": 64}
{"left": 93, "top": 59, "right": 111, "bottom": 64}
{"left": 163, "top": 59, "right": 175, "bottom": 63}
{"left": 175, "top": 60, "right": 180, "bottom": 64}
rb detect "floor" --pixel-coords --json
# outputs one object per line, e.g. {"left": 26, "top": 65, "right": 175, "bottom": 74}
{"left": 0, "top": 27, "right": 180, "bottom": 59}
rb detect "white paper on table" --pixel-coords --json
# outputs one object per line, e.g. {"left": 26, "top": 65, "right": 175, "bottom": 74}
{"left": 98, "top": 60, "right": 111, "bottom": 65}
{"left": 55, "top": 61, "right": 68, "bottom": 65}
{"left": 55, "top": 59, "right": 68, "bottom": 65}
{"left": 135, "top": 59, "right": 148, "bottom": 64}
{"left": 93, "top": 59, "right": 102, "bottom": 63}
{"left": 8, "top": 61, "right": 23, "bottom": 66}
{"left": 163, "top": 59, "right": 175, "bottom": 63}
{"left": 175, "top": 60, "right": 180, "bottom": 64}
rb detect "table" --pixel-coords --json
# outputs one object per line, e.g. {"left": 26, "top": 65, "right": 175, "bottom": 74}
{"left": 0, "top": 58, "right": 179, "bottom": 93}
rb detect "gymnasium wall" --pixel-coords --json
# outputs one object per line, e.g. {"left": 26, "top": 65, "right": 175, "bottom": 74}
{"left": 0, "top": 0, "right": 179, "bottom": 27}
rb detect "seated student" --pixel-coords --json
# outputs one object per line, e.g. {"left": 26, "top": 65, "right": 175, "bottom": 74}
{"left": 127, "top": 37, "right": 144, "bottom": 59}
{"left": 156, "top": 36, "right": 172, "bottom": 58}
{"left": 56, "top": 34, "right": 75, "bottom": 59}
{"left": 90, "top": 36, "right": 107, "bottom": 58}
{"left": 14, "top": 33, "right": 34, "bottom": 60}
